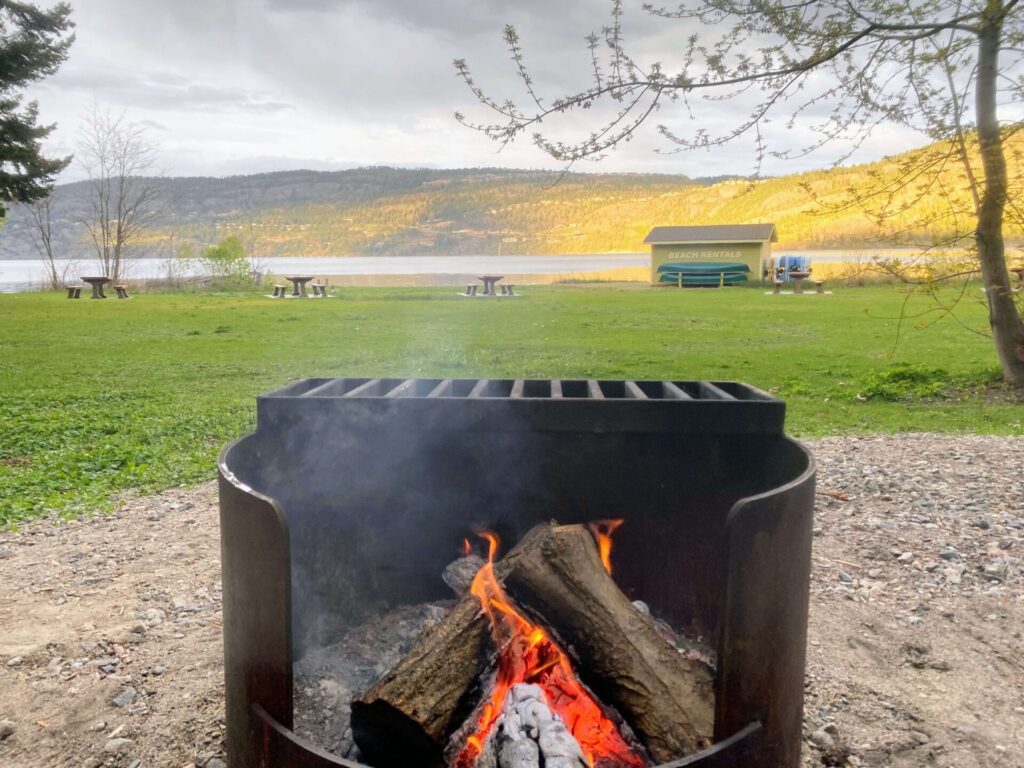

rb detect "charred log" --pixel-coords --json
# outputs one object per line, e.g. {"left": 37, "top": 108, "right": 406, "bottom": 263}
{"left": 502, "top": 523, "right": 715, "bottom": 762}
{"left": 354, "top": 522, "right": 715, "bottom": 767}
{"left": 351, "top": 596, "right": 492, "bottom": 768}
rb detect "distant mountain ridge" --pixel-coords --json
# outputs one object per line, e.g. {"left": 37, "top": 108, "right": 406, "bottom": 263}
{"left": 1, "top": 141, "right": 1020, "bottom": 260}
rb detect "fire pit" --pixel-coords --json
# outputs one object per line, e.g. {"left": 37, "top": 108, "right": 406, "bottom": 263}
{"left": 219, "top": 378, "right": 815, "bottom": 768}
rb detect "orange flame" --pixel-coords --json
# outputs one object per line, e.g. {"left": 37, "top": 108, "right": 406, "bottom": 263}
{"left": 453, "top": 532, "right": 644, "bottom": 768}
{"left": 463, "top": 538, "right": 473, "bottom": 558}
{"left": 588, "top": 519, "right": 626, "bottom": 575}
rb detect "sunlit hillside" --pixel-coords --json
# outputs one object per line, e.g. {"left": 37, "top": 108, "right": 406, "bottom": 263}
{"left": 3, "top": 135, "right": 1022, "bottom": 259}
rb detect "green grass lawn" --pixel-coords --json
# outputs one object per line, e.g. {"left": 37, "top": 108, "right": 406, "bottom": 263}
{"left": 1, "top": 284, "right": 1020, "bottom": 525}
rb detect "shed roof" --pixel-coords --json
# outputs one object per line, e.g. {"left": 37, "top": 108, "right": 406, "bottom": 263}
{"left": 644, "top": 224, "right": 778, "bottom": 244}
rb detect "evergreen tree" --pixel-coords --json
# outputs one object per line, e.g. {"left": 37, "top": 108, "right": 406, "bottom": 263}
{"left": 0, "top": 1, "right": 74, "bottom": 217}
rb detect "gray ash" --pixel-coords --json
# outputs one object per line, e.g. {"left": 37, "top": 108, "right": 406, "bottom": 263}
{"left": 293, "top": 601, "right": 451, "bottom": 760}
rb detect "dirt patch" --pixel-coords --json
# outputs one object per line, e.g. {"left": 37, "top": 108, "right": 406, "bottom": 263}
{"left": 0, "top": 435, "right": 1022, "bottom": 768}
{"left": 0, "top": 485, "right": 225, "bottom": 768}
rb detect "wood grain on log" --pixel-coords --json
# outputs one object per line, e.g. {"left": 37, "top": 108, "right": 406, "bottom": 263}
{"left": 502, "top": 524, "right": 715, "bottom": 763}
{"left": 351, "top": 596, "right": 492, "bottom": 768}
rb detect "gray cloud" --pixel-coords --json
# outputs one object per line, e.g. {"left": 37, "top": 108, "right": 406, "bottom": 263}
{"left": 25, "top": 0, "right": 918, "bottom": 180}
{"left": 49, "top": 66, "right": 293, "bottom": 114}
{"left": 263, "top": 0, "right": 602, "bottom": 35}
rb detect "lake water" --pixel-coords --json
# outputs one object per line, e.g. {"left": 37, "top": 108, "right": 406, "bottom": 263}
{"left": 0, "top": 249, "right": 924, "bottom": 293}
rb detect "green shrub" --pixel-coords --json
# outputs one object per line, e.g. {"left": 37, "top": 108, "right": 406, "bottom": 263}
{"left": 858, "top": 364, "right": 950, "bottom": 401}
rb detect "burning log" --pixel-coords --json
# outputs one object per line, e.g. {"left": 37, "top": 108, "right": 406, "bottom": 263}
{"left": 501, "top": 524, "right": 715, "bottom": 763}
{"left": 351, "top": 595, "right": 492, "bottom": 768}
{"left": 477, "top": 684, "right": 588, "bottom": 768}
{"left": 354, "top": 522, "right": 713, "bottom": 768}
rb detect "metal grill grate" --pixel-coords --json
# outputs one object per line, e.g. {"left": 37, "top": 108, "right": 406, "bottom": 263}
{"left": 263, "top": 377, "right": 777, "bottom": 401}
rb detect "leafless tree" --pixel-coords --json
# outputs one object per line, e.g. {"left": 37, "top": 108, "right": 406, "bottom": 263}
{"left": 456, "top": 0, "right": 1024, "bottom": 386}
{"left": 246, "top": 219, "right": 267, "bottom": 284}
{"left": 23, "top": 193, "right": 69, "bottom": 289}
{"left": 77, "top": 107, "right": 163, "bottom": 282}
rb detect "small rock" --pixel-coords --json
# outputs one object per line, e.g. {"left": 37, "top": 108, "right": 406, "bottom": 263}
{"left": 810, "top": 726, "right": 835, "bottom": 748}
{"left": 206, "top": 758, "right": 228, "bottom": 768}
{"left": 128, "top": 760, "right": 141, "bottom": 768}
{"left": 838, "top": 570, "right": 854, "bottom": 584}
{"left": 897, "top": 551, "right": 914, "bottom": 563}
{"left": 0, "top": 719, "right": 15, "bottom": 740}
{"left": 632, "top": 600, "right": 650, "bottom": 615}
{"left": 104, "top": 737, "right": 134, "bottom": 753}
{"left": 112, "top": 687, "right": 137, "bottom": 708}
{"left": 909, "top": 730, "right": 930, "bottom": 745}
{"left": 0, "top": 547, "right": 10, "bottom": 559}
{"left": 938, "top": 548, "right": 959, "bottom": 561}
{"left": 6, "top": 656, "right": 23, "bottom": 667}
{"left": 971, "top": 516, "right": 994, "bottom": 530}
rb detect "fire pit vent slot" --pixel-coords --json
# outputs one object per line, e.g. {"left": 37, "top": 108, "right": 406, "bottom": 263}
{"left": 265, "top": 377, "right": 775, "bottom": 403}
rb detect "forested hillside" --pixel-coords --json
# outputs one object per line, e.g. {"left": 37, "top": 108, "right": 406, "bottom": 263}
{"left": 2, "top": 135, "right": 1022, "bottom": 259}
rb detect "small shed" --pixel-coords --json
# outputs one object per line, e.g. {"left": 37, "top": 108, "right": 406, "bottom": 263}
{"left": 644, "top": 224, "right": 778, "bottom": 285}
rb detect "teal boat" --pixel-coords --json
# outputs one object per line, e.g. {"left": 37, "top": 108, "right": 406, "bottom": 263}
{"left": 659, "top": 272, "right": 748, "bottom": 285}
{"left": 656, "top": 262, "right": 750, "bottom": 274}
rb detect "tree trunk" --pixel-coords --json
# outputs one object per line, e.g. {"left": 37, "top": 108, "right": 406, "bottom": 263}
{"left": 975, "top": 1, "right": 1024, "bottom": 385}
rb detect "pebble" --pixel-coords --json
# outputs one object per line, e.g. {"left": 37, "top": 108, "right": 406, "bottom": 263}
{"left": 810, "top": 725, "right": 837, "bottom": 748}
{"left": 939, "top": 548, "right": 959, "bottom": 561}
{"left": 838, "top": 570, "right": 855, "bottom": 584}
{"left": 0, "top": 719, "right": 14, "bottom": 740}
{"left": 112, "top": 687, "right": 137, "bottom": 708}
{"left": 6, "top": 656, "right": 23, "bottom": 667}
{"left": 104, "top": 737, "right": 134, "bottom": 753}
{"left": 206, "top": 759, "right": 228, "bottom": 768}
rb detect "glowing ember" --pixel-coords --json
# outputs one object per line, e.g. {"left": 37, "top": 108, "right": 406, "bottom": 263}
{"left": 587, "top": 519, "right": 626, "bottom": 575}
{"left": 463, "top": 538, "right": 473, "bottom": 558}
{"left": 453, "top": 532, "right": 645, "bottom": 768}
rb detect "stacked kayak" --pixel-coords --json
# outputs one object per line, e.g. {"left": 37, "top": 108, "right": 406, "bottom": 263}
{"left": 657, "top": 262, "right": 750, "bottom": 286}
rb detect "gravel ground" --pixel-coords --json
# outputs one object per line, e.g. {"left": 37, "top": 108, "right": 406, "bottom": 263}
{"left": 0, "top": 435, "right": 1022, "bottom": 768}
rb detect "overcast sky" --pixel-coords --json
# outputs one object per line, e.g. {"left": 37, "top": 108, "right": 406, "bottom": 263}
{"left": 29, "top": 0, "right": 926, "bottom": 181}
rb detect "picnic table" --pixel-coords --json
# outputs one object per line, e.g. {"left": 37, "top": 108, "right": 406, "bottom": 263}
{"left": 475, "top": 275, "right": 504, "bottom": 296}
{"left": 283, "top": 275, "right": 316, "bottom": 297}
{"left": 80, "top": 275, "right": 111, "bottom": 299}
{"left": 788, "top": 270, "right": 812, "bottom": 295}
